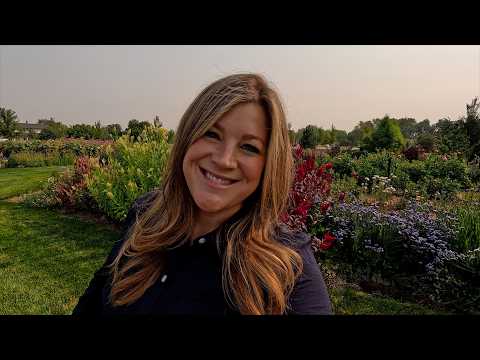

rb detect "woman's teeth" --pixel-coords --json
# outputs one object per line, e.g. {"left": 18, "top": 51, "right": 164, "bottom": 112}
{"left": 204, "top": 170, "right": 234, "bottom": 185}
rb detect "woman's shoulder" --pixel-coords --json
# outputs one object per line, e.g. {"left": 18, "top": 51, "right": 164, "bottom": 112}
{"left": 273, "top": 224, "right": 312, "bottom": 250}
{"left": 122, "top": 190, "right": 159, "bottom": 229}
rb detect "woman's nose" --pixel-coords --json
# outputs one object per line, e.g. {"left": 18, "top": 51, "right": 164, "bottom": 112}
{"left": 212, "top": 143, "right": 237, "bottom": 169}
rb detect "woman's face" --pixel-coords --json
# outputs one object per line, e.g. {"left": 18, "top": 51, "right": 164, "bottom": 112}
{"left": 183, "top": 102, "right": 269, "bottom": 222}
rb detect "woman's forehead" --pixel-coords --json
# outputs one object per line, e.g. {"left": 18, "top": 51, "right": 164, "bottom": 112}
{"left": 212, "top": 103, "right": 269, "bottom": 140}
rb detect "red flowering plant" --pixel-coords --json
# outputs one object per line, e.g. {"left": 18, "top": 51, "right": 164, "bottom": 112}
{"left": 280, "top": 144, "right": 337, "bottom": 253}
{"left": 54, "top": 156, "right": 99, "bottom": 211}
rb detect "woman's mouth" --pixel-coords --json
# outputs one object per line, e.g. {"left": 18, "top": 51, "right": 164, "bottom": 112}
{"left": 199, "top": 167, "right": 239, "bottom": 187}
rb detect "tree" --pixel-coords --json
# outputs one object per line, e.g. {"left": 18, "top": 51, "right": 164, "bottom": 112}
{"left": 368, "top": 116, "right": 406, "bottom": 152}
{"left": 396, "top": 117, "right": 417, "bottom": 139}
{"left": 433, "top": 117, "right": 469, "bottom": 155}
{"left": 416, "top": 132, "right": 435, "bottom": 152}
{"left": 126, "top": 119, "right": 151, "bottom": 141}
{"left": 299, "top": 125, "right": 317, "bottom": 149}
{"left": 348, "top": 120, "right": 374, "bottom": 146}
{"left": 0, "top": 108, "right": 19, "bottom": 138}
{"left": 39, "top": 119, "right": 68, "bottom": 140}
{"left": 105, "top": 123, "right": 123, "bottom": 140}
{"left": 333, "top": 129, "right": 350, "bottom": 146}
{"left": 413, "top": 119, "right": 431, "bottom": 138}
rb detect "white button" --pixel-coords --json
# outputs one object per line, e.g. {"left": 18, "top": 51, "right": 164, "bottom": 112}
{"left": 198, "top": 238, "right": 206, "bottom": 244}
{"left": 161, "top": 274, "right": 168, "bottom": 283}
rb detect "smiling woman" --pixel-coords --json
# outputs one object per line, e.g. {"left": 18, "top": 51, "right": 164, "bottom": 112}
{"left": 73, "top": 73, "right": 332, "bottom": 315}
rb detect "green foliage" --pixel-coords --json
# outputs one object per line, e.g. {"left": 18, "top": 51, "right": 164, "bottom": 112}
{"left": 433, "top": 118, "right": 469, "bottom": 155}
{"left": 87, "top": 126, "right": 170, "bottom": 221}
{"left": 126, "top": 119, "right": 152, "bottom": 142}
{"left": 348, "top": 120, "right": 374, "bottom": 146}
{"left": 167, "top": 129, "right": 175, "bottom": 144}
{"left": 39, "top": 120, "right": 69, "bottom": 140}
{"left": 416, "top": 132, "right": 435, "bottom": 152}
{"left": 331, "top": 152, "right": 355, "bottom": 179}
{"left": 0, "top": 139, "right": 108, "bottom": 159}
{"left": 367, "top": 116, "right": 406, "bottom": 152}
{"left": 299, "top": 125, "right": 318, "bottom": 149}
{"left": 451, "top": 203, "right": 480, "bottom": 253}
{"left": 0, "top": 108, "right": 19, "bottom": 139}
{"left": 7, "top": 151, "right": 75, "bottom": 168}
{"left": 0, "top": 201, "right": 118, "bottom": 314}
{"left": 353, "top": 150, "right": 394, "bottom": 179}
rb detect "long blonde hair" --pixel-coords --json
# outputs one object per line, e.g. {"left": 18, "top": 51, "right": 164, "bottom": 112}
{"left": 108, "top": 73, "right": 303, "bottom": 314}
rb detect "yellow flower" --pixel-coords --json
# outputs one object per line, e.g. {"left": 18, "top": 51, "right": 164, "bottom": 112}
{"left": 107, "top": 191, "right": 114, "bottom": 199}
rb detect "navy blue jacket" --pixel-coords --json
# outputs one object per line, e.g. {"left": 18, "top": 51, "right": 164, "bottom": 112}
{"left": 72, "top": 191, "right": 332, "bottom": 315}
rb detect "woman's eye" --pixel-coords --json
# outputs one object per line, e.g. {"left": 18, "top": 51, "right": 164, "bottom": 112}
{"left": 242, "top": 144, "right": 260, "bottom": 154}
{"left": 204, "top": 131, "right": 219, "bottom": 139}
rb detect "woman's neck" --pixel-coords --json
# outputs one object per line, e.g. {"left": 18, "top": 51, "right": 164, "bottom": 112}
{"left": 191, "top": 206, "right": 241, "bottom": 240}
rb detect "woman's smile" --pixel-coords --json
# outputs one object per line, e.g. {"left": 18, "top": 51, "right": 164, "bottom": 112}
{"left": 199, "top": 166, "right": 240, "bottom": 189}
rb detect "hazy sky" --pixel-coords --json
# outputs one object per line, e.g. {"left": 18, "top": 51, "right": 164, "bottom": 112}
{"left": 1, "top": 45, "right": 479, "bottom": 132}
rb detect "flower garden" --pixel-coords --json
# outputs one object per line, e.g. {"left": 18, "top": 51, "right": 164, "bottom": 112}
{"left": 1, "top": 126, "right": 479, "bottom": 314}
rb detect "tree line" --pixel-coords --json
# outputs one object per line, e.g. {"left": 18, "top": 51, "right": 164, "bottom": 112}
{"left": 2, "top": 97, "right": 479, "bottom": 159}
{"left": 289, "top": 97, "right": 480, "bottom": 160}
{"left": 0, "top": 112, "right": 176, "bottom": 144}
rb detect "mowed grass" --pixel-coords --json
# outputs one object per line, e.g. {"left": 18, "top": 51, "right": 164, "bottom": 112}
{"left": 330, "top": 288, "right": 445, "bottom": 315}
{"left": 0, "top": 166, "right": 70, "bottom": 199}
{"left": 0, "top": 201, "right": 119, "bottom": 314}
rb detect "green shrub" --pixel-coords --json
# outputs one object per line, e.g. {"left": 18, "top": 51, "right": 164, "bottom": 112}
{"left": 7, "top": 151, "right": 75, "bottom": 168}
{"left": 86, "top": 126, "right": 171, "bottom": 222}
{"left": 423, "top": 154, "right": 471, "bottom": 188}
{"left": 331, "top": 152, "right": 355, "bottom": 179}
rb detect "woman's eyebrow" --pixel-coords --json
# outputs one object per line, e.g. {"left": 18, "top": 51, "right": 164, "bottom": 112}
{"left": 213, "top": 123, "right": 265, "bottom": 145}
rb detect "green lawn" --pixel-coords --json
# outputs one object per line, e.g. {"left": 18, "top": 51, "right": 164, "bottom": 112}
{"left": 330, "top": 288, "right": 445, "bottom": 315}
{"left": 0, "top": 200, "right": 119, "bottom": 314}
{"left": 0, "top": 166, "right": 70, "bottom": 199}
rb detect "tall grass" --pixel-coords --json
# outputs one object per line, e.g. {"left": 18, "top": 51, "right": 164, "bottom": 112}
{"left": 453, "top": 203, "right": 480, "bottom": 252}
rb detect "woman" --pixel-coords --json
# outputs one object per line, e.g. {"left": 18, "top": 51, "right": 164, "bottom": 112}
{"left": 73, "top": 73, "right": 332, "bottom": 315}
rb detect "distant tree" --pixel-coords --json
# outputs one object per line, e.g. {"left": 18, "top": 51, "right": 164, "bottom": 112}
{"left": 433, "top": 117, "right": 469, "bottom": 155}
{"left": 105, "top": 123, "right": 123, "bottom": 140}
{"left": 0, "top": 108, "right": 19, "bottom": 138}
{"left": 67, "top": 124, "right": 96, "bottom": 139}
{"left": 39, "top": 119, "right": 69, "bottom": 140}
{"left": 126, "top": 119, "right": 151, "bottom": 141}
{"left": 347, "top": 120, "right": 374, "bottom": 146}
{"left": 413, "top": 119, "right": 432, "bottom": 138}
{"left": 299, "top": 125, "right": 317, "bottom": 149}
{"left": 368, "top": 116, "right": 406, "bottom": 152}
{"left": 333, "top": 129, "right": 350, "bottom": 146}
{"left": 416, "top": 132, "right": 435, "bottom": 152}
{"left": 396, "top": 117, "right": 417, "bottom": 139}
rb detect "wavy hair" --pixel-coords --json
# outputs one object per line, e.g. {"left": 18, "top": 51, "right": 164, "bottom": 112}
{"left": 108, "top": 73, "right": 303, "bottom": 314}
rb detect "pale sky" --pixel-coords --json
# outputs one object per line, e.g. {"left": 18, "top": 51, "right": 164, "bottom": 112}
{"left": 1, "top": 45, "right": 479, "bottom": 132}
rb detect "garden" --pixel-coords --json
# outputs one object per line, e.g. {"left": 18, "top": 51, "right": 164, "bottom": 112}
{"left": 1, "top": 123, "right": 479, "bottom": 314}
